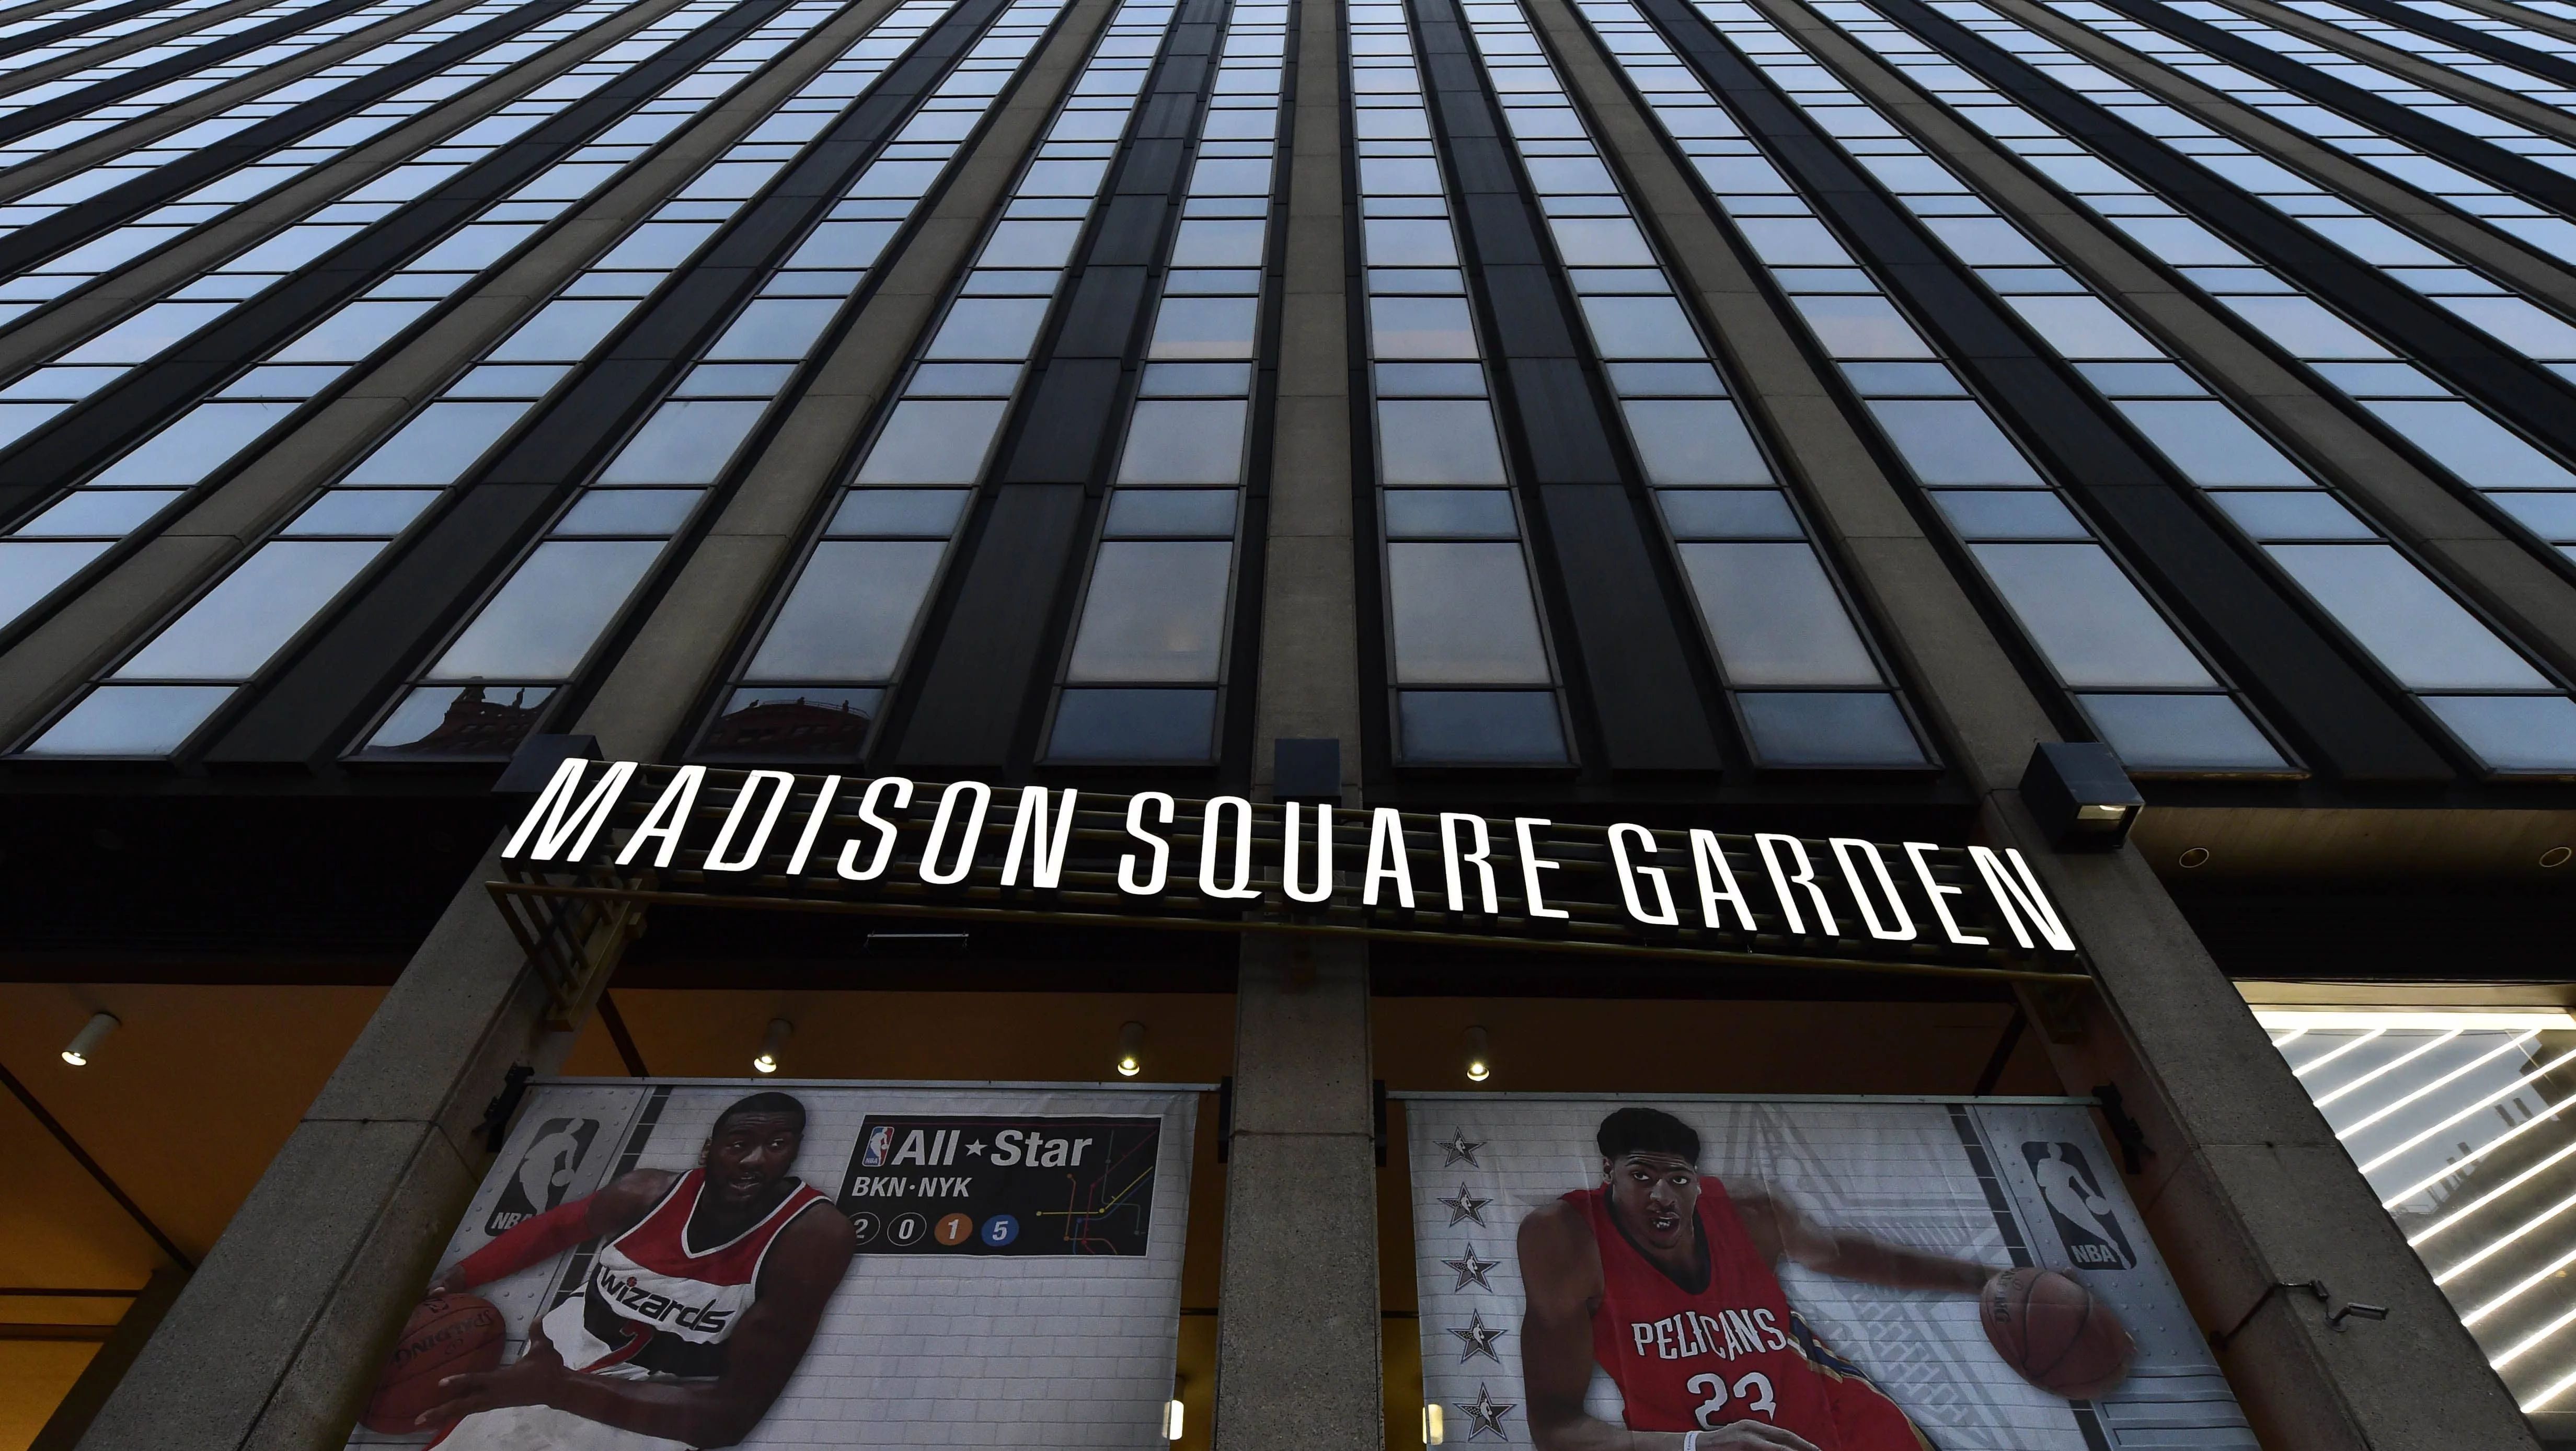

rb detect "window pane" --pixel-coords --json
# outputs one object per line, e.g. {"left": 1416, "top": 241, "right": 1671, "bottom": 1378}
{"left": 2491, "top": 492, "right": 2576, "bottom": 540}
{"left": 22, "top": 491, "right": 176, "bottom": 536}
{"left": 556, "top": 490, "right": 703, "bottom": 535}
{"left": 1386, "top": 490, "right": 1516, "bottom": 539}
{"left": 708, "top": 299, "right": 840, "bottom": 361}
{"left": 346, "top": 403, "right": 528, "bottom": 485}
{"left": 2420, "top": 695, "right": 2576, "bottom": 771}
{"left": 1372, "top": 295, "right": 1479, "bottom": 359}
{"left": 0, "top": 541, "right": 109, "bottom": 624}
{"left": 1379, "top": 400, "right": 1506, "bottom": 484}
{"left": 1660, "top": 490, "right": 1801, "bottom": 539}
{"left": 1149, "top": 296, "right": 1258, "bottom": 360}
{"left": 2217, "top": 295, "right": 2393, "bottom": 360}
{"left": 1363, "top": 217, "right": 1458, "bottom": 267}
{"left": 1735, "top": 216, "right": 1854, "bottom": 266}
{"left": 2267, "top": 545, "right": 2549, "bottom": 689}
{"left": 1549, "top": 216, "right": 1653, "bottom": 265}
{"left": 980, "top": 219, "right": 1085, "bottom": 267}
{"left": 1866, "top": 399, "right": 2042, "bottom": 484}
{"left": 1918, "top": 214, "right": 2053, "bottom": 265}
{"left": 703, "top": 686, "right": 880, "bottom": 756}
{"left": 119, "top": 540, "right": 383, "bottom": 680}
{"left": 1387, "top": 542, "right": 1552, "bottom": 683}
{"left": 829, "top": 489, "right": 969, "bottom": 536}
{"left": 1736, "top": 692, "right": 1922, "bottom": 767}
{"left": 2079, "top": 693, "right": 2286, "bottom": 771}
{"left": 1622, "top": 400, "right": 1768, "bottom": 485}
{"left": 1106, "top": 489, "right": 1236, "bottom": 536}
{"left": 489, "top": 301, "right": 636, "bottom": 363}
{"left": 1049, "top": 687, "right": 1217, "bottom": 761}
{"left": 361, "top": 683, "right": 553, "bottom": 757}
{"left": 431, "top": 540, "right": 664, "bottom": 680}
{"left": 600, "top": 401, "right": 765, "bottom": 485}
{"left": 1792, "top": 295, "right": 1935, "bottom": 358}
{"left": 857, "top": 399, "right": 1006, "bottom": 484}
{"left": 746, "top": 540, "right": 947, "bottom": 680}
{"left": 1971, "top": 543, "right": 2215, "bottom": 688}
{"left": 285, "top": 490, "right": 436, "bottom": 536}
{"left": 787, "top": 221, "right": 895, "bottom": 271}
{"left": 926, "top": 297, "right": 1052, "bottom": 359}
{"left": 1398, "top": 689, "right": 1566, "bottom": 762}
{"left": 1170, "top": 218, "right": 1267, "bottom": 267}
{"left": 1676, "top": 542, "right": 1882, "bottom": 686}
{"left": 2001, "top": 294, "right": 2161, "bottom": 359}
{"left": 92, "top": 403, "right": 298, "bottom": 487}
{"left": 2209, "top": 491, "right": 2374, "bottom": 540}
{"left": 1933, "top": 490, "right": 2088, "bottom": 539}
{"left": 1119, "top": 400, "right": 1247, "bottom": 485}
{"left": 1579, "top": 294, "right": 1701, "bottom": 359}
{"left": 271, "top": 301, "right": 435, "bottom": 364}
{"left": 1067, "top": 540, "right": 1233, "bottom": 682}
{"left": 2114, "top": 401, "right": 2309, "bottom": 485}
{"left": 2360, "top": 400, "right": 2576, "bottom": 488}
{"left": 22, "top": 685, "right": 236, "bottom": 756}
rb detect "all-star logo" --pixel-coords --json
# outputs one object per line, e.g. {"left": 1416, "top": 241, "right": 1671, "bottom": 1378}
{"left": 1443, "top": 1241, "right": 1501, "bottom": 1291}
{"left": 1458, "top": 1383, "right": 1516, "bottom": 1440}
{"left": 1440, "top": 1184, "right": 1491, "bottom": 1226}
{"left": 1439, "top": 1127, "right": 1485, "bottom": 1168}
{"left": 1448, "top": 1308, "right": 1508, "bottom": 1363}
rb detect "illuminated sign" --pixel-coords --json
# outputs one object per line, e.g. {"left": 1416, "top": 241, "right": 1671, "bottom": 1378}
{"left": 492, "top": 761, "right": 2086, "bottom": 980}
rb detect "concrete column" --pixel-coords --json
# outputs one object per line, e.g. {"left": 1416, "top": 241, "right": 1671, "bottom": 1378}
{"left": 1213, "top": 937, "right": 1382, "bottom": 1451}
{"left": 1525, "top": 2, "right": 2538, "bottom": 1444}
{"left": 72, "top": 848, "right": 566, "bottom": 1451}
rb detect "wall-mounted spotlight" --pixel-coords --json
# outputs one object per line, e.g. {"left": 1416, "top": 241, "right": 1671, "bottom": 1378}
{"left": 1117, "top": 1021, "right": 1147, "bottom": 1078}
{"left": 61, "top": 1011, "right": 118, "bottom": 1067}
{"left": 752, "top": 1018, "right": 793, "bottom": 1075}
{"left": 1464, "top": 1026, "right": 1491, "bottom": 1084}
{"left": 1423, "top": 1403, "right": 1446, "bottom": 1445}
{"left": 1162, "top": 1398, "right": 1184, "bottom": 1441}
{"left": 2019, "top": 742, "right": 2142, "bottom": 851}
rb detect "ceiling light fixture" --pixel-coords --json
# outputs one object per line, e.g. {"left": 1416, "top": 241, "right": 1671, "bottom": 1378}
{"left": 752, "top": 1018, "right": 793, "bottom": 1075}
{"left": 1117, "top": 1021, "right": 1146, "bottom": 1078}
{"left": 1465, "top": 1026, "right": 1491, "bottom": 1084}
{"left": 60, "top": 1011, "right": 118, "bottom": 1067}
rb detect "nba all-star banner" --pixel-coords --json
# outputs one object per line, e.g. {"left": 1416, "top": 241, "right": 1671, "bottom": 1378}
{"left": 349, "top": 1081, "right": 1194, "bottom": 1450}
{"left": 1404, "top": 1095, "right": 2250, "bottom": 1451}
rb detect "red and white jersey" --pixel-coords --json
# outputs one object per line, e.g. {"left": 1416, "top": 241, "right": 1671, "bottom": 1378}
{"left": 1572, "top": 1184, "right": 1931, "bottom": 1451}
{"left": 541, "top": 1169, "right": 830, "bottom": 1380}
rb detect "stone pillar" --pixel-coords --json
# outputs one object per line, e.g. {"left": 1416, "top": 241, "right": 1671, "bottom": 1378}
{"left": 1213, "top": 937, "right": 1383, "bottom": 1451}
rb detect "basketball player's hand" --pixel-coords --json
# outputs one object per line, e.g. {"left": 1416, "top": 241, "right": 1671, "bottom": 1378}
{"left": 415, "top": 1338, "right": 568, "bottom": 1427}
{"left": 1691, "top": 1425, "right": 1822, "bottom": 1451}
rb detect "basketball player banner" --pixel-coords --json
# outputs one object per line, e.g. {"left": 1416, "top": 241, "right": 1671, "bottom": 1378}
{"left": 348, "top": 1080, "right": 1197, "bottom": 1450}
{"left": 1404, "top": 1094, "right": 2255, "bottom": 1451}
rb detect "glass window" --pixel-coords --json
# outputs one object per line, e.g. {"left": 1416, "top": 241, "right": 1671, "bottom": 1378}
{"left": 1622, "top": 399, "right": 1768, "bottom": 485}
{"left": 1792, "top": 295, "right": 1935, "bottom": 358}
{"left": 981, "top": 219, "right": 1086, "bottom": 267}
{"left": 1660, "top": 489, "right": 1802, "bottom": 539}
{"left": 1918, "top": 214, "right": 2053, "bottom": 266}
{"left": 1386, "top": 542, "right": 1552, "bottom": 684}
{"left": 1932, "top": 490, "right": 2089, "bottom": 539}
{"left": 1971, "top": 543, "right": 2216, "bottom": 688}
{"left": 2078, "top": 693, "right": 2286, "bottom": 771}
{"left": 2218, "top": 295, "right": 2394, "bottom": 360}
{"left": 1372, "top": 295, "right": 1479, "bottom": 359}
{"left": 787, "top": 220, "right": 896, "bottom": 270}
{"left": 1735, "top": 692, "right": 1922, "bottom": 767}
{"left": 114, "top": 540, "right": 379, "bottom": 682}
{"left": 1734, "top": 216, "right": 1854, "bottom": 266}
{"left": 856, "top": 399, "right": 1006, "bottom": 483}
{"left": 828, "top": 489, "right": 969, "bottom": 536}
{"left": 430, "top": 540, "right": 664, "bottom": 680}
{"left": 362, "top": 684, "right": 554, "bottom": 757}
{"left": 344, "top": 402, "right": 531, "bottom": 486}
{"left": 2266, "top": 545, "right": 2550, "bottom": 690}
{"left": 1067, "top": 539, "right": 1233, "bottom": 682}
{"left": 2002, "top": 295, "right": 2162, "bottom": 360}
{"left": 21, "top": 685, "right": 236, "bottom": 756}
{"left": 21, "top": 492, "right": 178, "bottom": 536}
{"left": 703, "top": 686, "right": 879, "bottom": 756}
{"left": 2491, "top": 492, "right": 2576, "bottom": 539}
{"left": 2360, "top": 400, "right": 2576, "bottom": 488}
{"left": 90, "top": 402, "right": 298, "bottom": 486}
{"left": 1398, "top": 689, "right": 1566, "bottom": 762}
{"left": 285, "top": 490, "right": 436, "bottom": 535}
{"left": 2114, "top": 400, "right": 2310, "bottom": 485}
{"left": 2420, "top": 695, "right": 2576, "bottom": 771}
{"left": 1378, "top": 399, "right": 1508, "bottom": 485}
{"left": 556, "top": 490, "right": 703, "bottom": 536}
{"left": 1579, "top": 294, "right": 1701, "bottom": 359}
{"left": 1118, "top": 400, "right": 1246, "bottom": 485}
{"left": 745, "top": 540, "right": 947, "bottom": 679}
{"left": 1106, "top": 489, "right": 1235, "bottom": 536}
{"left": 1169, "top": 218, "right": 1267, "bottom": 267}
{"left": 271, "top": 301, "right": 436, "bottom": 363}
{"left": 1676, "top": 542, "right": 1881, "bottom": 686}
{"left": 1148, "top": 296, "right": 1259, "bottom": 360}
{"left": 1866, "top": 399, "right": 2042, "bottom": 484}
{"left": 708, "top": 298, "right": 841, "bottom": 360}
{"left": 60, "top": 303, "right": 227, "bottom": 366}
{"left": 1549, "top": 217, "right": 1654, "bottom": 266}
{"left": 925, "top": 297, "right": 1052, "bottom": 359}
{"left": 1050, "top": 687, "right": 1217, "bottom": 760}
{"left": 2209, "top": 491, "right": 2376, "bottom": 540}
{"left": 1363, "top": 218, "right": 1460, "bottom": 267}
{"left": 0, "top": 542, "right": 110, "bottom": 625}
{"left": 1386, "top": 489, "right": 1517, "bottom": 539}
{"left": 599, "top": 401, "right": 765, "bottom": 485}
{"left": 489, "top": 300, "right": 638, "bottom": 362}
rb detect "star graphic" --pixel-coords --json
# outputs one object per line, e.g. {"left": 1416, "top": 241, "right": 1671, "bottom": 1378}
{"left": 1448, "top": 1308, "right": 1509, "bottom": 1364}
{"left": 1457, "top": 1383, "right": 1516, "bottom": 1441}
{"left": 1439, "top": 1127, "right": 1485, "bottom": 1168}
{"left": 1439, "top": 1184, "right": 1491, "bottom": 1226}
{"left": 964, "top": 1140, "right": 986, "bottom": 1157}
{"left": 1443, "top": 1241, "right": 1501, "bottom": 1291}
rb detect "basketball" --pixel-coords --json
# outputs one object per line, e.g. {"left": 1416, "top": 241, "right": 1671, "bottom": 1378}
{"left": 360, "top": 1292, "right": 507, "bottom": 1433}
{"left": 1979, "top": 1267, "right": 2135, "bottom": 1399}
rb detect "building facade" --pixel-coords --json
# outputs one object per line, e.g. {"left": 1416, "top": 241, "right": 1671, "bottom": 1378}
{"left": 0, "top": 0, "right": 2572, "bottom": 1442}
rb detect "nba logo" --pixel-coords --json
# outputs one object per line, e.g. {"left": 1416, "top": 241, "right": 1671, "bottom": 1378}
{"left": 2022, "top": 1142, "right": 2137, "bottom": 1270}
{"left": 487, "top": 1118, "right": 599, "bottom": 1235}
{"left": 861, "top": 1125, "right": 894, "bottom": 1168}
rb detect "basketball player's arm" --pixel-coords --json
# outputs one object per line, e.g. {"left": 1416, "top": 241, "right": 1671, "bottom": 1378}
{"left": 425, "top": 1204, "right": 855, "bottom": 1447}
{"left": 429, "top": 1170, "right": 677, "bottom": 1295}
{"left": 1733, "top": 1187, "right": 1989, "bottom": 1296}
{"left": 1517, "top": 1203, "right": 1819, "bottom": 1451}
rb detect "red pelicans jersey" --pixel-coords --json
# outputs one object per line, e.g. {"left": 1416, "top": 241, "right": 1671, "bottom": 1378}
{"left": 542, "top": 1169, "right": 831, "bottom": 1379}
{"left": 1570, "top": 1185, "right": 1931, "bottom": 1451}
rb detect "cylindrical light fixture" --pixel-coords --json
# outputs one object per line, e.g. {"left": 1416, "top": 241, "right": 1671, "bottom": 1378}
{"left": 61, "top": 1011, "right": 118, "bottom": 1067}
{"left": 1116, "top": 1021, "right": 1146, "bottom": 1078}
{"left": 1423, "top": 1403, "right": 1446, "bottom": 1445}
{"left": 1162, "top": 1398, "right": 1184, "bottom": 1441}
{"left": 1464, "top": 1026, "right": 1491, "bottom": 1084}
{"left": 752, "top": 1018, "right": 793, "bottom": 1075}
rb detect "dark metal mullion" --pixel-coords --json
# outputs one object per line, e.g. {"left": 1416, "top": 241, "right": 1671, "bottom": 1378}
{"left": 0, "top": 0, "right": 591, "bottom": 282}
{"left": 1340, "top": 6, "right": 1395, "bottom": 785}
{"left": 0, "top": 0, "right": 809, "bottom": 528}
{"left": 0, "top": 0, "right": 398, "bottom": 152}
{"left": 1412, "top": 0, "right": 1727, "bottom": 776}
{"left": 880, "top": 0, "right": 1233, "bottom": 773}
{"left": 197, "top": 0, "right": 1015, "bottom": 767}
{"left": 1648, "top": 0, "right": 2459, "bottom": 784}
{"left": 2097, "top": 0, "right": 2576, "bottom": 216}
